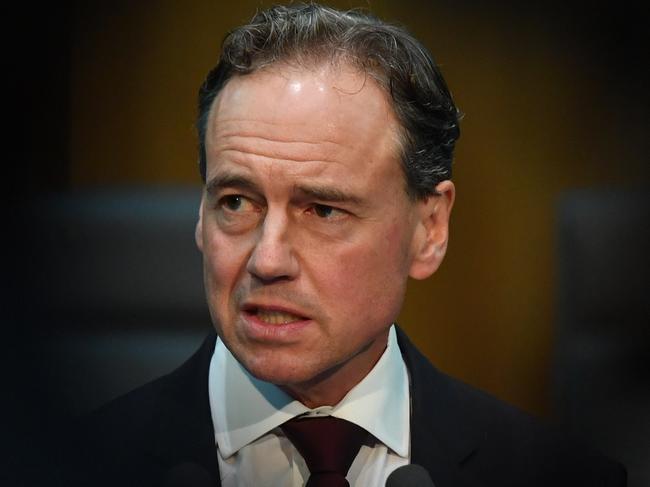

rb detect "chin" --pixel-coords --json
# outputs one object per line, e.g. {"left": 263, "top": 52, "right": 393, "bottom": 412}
{"left": 238, "top": 350, "right": 328, "bottom": 387}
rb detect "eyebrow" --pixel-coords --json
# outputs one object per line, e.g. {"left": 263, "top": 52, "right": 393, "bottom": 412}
{"left": 293, "top": 184, "right": 364, "bottom": 206}
{"left": 205, "top": 172, "right": 365, "bottom": 206}
{"left": 205, "top": 173, "right": 261, "bottom": 196}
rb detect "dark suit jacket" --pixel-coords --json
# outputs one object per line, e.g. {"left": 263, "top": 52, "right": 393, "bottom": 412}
{"left": 68, "top": 328, "right": 626, "bottom": 486}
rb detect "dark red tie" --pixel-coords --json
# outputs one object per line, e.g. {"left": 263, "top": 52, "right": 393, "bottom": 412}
{"left": 281, "top": 416, "right": 369, "bottom": 487}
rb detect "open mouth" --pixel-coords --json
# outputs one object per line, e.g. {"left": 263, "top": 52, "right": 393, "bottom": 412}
{"left": 246, "top": 307, "right": 308, "bottom": 325}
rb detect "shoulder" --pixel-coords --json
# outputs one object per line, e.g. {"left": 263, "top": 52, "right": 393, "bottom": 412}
{"left": 396, "top": 327, "right": 627, "bottom": 487}
{"left": 65, "top": 333, "right": 218, "bottom": 487}
{"left": 91, "top": 330, "right": 216, "bottom": 427}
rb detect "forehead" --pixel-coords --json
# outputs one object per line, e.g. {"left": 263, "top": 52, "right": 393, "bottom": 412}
{"left": 211, "top": 62, "right": 394, "bottom": 128}
{"left": 204, "top": 63, "right": 403, "bottom": 181}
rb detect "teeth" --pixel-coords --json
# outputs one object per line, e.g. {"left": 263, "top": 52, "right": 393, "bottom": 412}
{"left": 255, "top": 309, "right": 303, "bottom": 325}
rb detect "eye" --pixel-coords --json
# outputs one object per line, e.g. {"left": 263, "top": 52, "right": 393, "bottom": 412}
{"left": 219, "top": 194, "right": 255, "bottom": 212}
{"left": 309, "top": 204, "right": 346, "bottom": 220}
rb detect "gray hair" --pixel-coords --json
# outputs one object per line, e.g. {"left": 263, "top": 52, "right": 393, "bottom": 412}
{"left": 197, "top": 3, "right": 460, "bottom": 199}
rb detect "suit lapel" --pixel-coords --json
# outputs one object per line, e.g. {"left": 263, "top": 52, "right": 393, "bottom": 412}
{"left": 396, "top": 327, "right": 485, "bottom": 487}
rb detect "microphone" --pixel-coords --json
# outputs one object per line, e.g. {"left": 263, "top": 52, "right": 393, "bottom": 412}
{"left": 386, "top": 464, "right": 435, "bottom": 486}
{"left": 161, "top": 462, "right": 213, "bottom": 487}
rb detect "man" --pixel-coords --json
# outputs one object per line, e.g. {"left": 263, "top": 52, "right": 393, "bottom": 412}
{"left": 76, "top": 4, "right": 626, "bottom": 486}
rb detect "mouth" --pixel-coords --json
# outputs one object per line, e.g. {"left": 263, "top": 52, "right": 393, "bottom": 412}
{"left": 243, "top": 306, "right": 309, "bottom": 325}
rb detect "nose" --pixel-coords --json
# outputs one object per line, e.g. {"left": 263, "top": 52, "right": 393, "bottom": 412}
{"left": 246, "top": 211, "right": 299, "bottom": 283}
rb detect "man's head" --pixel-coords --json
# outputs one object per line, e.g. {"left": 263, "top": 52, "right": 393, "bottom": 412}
{"left": 195, "top": 3, "right": 458, "bottom": 407}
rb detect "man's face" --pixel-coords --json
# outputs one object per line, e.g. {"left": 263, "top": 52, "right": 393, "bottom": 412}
{"left": 196, "top": 63, "right": 450, "bottom": 404}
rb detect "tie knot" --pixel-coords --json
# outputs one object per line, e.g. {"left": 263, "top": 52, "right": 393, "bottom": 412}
{"left": 281, "top": 416, "right": 369, "bottom": 487}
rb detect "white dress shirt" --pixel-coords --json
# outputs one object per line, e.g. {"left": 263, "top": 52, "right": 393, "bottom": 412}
{"left": 209, "top": 325, "right": 410, "bottom": 486}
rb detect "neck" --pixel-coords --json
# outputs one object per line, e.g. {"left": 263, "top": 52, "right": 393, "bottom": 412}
{"left": 281, "top": 329, "right": 389, "bottom": 408}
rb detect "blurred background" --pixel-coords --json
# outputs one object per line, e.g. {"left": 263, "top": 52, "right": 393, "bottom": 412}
{"left": 5, "top": 0, "right": 648, "bottom": 485}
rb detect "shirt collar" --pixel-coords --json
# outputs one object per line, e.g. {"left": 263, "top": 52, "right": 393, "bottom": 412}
{"left": 209, "top": 325, "right": 410, "bottom": 458}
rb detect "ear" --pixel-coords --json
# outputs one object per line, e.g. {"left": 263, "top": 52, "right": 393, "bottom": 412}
{"left": 408, "top": 180, "right": 455, "bottom": 280}
{"left": 195, "top": 195, "right": 204, "bottom": 253}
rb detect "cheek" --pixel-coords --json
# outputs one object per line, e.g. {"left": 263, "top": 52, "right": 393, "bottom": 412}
{"left": 382, "top": 219, "right": 414, "bottom": 264}
{"left": 309, "top": 220, "right": 411, "bottom": 316}
{"left": 202, "top": 227, "right": 250, "bottom": 301}
{"left": 351, "top": 219, "right": 413, "bottom": 275}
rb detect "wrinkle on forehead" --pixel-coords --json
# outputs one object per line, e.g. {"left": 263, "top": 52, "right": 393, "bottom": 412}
{"left": 214, "top": 119, "right": 351, "bottom": 148}
{"left": 213, "top": 126, "right": 351, "bottom": 167}
{"left": 206, "top": 152, "right": 344, "bottom": 187}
